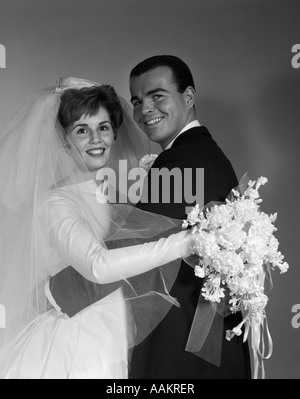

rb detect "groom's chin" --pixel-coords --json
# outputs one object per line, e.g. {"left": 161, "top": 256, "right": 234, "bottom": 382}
{"left": 142, "top": 129, "right": 162, "bottom": 144}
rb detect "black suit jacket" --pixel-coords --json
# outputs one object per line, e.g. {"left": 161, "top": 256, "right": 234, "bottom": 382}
{"left": 129, "top": 126, "right": 251, "bottom": 379}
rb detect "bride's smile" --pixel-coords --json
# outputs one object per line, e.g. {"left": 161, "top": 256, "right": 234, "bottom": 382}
{"left": 67, "top": 107, "right": 115, "bottom": 171}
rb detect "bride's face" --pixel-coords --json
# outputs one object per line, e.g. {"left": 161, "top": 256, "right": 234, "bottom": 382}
{"left": 67, "top": 107, "right": 115, "bottom": 172}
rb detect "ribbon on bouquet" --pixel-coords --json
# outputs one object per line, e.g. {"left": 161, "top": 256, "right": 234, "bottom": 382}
{"left": 249, "top": 316, "right": 273, "bottom": 379}
{"left": 184, "top": 261, "right": 274, "bottom": 379}
{"left": 185, "top": 285, "right": 273, "bottom": 378}
{"left": 183, "top": 253, "right": 229, "bottom": 367}
{"left": 242, "top": 266, "right": 273, "bottom": 379}
{"left": 185, "top": 290, "right": 225, "bottom": 367}
{"left": 183, "top": 253, "right": 227, "bottom": 367}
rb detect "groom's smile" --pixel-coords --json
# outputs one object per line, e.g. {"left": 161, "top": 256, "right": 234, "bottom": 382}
{"left": 130, "top": 66, "right": 195, "bottom": 149}
{"left": 144, "top": 117, "right": 164, "bottom": 127}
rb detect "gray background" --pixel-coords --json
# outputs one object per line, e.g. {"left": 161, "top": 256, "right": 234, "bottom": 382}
{"left": 0, "top": 0, "right": 299, "bottom": 379}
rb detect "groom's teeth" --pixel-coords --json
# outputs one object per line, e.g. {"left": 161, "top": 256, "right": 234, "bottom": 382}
{"left": 145, "top": 117, "right": 163, "bottom": 126}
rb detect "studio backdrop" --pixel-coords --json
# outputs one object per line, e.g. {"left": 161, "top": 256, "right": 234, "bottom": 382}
{"left": 0, "top": 0, "right": 299, "bottom": 379}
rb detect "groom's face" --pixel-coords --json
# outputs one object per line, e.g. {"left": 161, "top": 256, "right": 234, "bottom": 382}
{"left": 130, "top": 66, "right": 191, "bottom": 149}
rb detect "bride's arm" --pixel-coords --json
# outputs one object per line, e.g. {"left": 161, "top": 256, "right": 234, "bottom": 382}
{"left": 48, "top": 195, "right": 193, "bottom": 284}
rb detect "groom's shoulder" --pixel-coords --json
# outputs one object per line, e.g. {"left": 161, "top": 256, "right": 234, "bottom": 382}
{"left": 158, "top": 126, "right": 227, "bottom": 165}
{"left": 173, "top": 126, "right": 218, "bottom": 151}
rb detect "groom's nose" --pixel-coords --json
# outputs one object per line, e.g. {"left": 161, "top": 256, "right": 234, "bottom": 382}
{"left": 141, "top": 99, "right": 154, "bottom": 115}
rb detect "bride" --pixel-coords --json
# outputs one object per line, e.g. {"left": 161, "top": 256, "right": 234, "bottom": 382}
{"left": 0, "top": 78, "right": 194, "bottom": 379}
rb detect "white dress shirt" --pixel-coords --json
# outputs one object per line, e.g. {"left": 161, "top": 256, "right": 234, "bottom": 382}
{"left": 164, "top": 120, "right": 201, "bottom": 150}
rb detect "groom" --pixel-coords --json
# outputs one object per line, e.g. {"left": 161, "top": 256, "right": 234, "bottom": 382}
{"left": 128, "top": 55, "right": 251, "bottom": 379}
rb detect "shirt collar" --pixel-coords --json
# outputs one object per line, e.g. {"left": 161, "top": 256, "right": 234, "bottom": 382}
{"left": 164, "top": 120, "right": 201, "bottom": 150}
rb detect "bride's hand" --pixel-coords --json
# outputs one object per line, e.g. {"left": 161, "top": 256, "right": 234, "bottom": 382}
{"left": 177, "top": 229, "right": 196, "bottom": 259}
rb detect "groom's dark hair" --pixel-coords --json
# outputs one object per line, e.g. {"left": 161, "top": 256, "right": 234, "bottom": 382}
{"left": 130, "top": 55, "right": 195, "bottom": 93}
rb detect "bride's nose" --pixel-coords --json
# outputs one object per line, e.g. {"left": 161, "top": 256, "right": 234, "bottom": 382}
{"left": 89, "top": 129, "right": 101, "bottom": 144}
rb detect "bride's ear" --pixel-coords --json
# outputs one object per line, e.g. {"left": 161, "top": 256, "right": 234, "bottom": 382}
{"left": 113, "top": 130, "right": 117, "bottom": 141}
{"left": 63, "top": 133, "right": 72, "bottom": 149}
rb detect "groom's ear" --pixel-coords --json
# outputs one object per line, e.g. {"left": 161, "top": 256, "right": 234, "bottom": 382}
{"left": 184, "top": 86, "right": 196, "bottom": 109}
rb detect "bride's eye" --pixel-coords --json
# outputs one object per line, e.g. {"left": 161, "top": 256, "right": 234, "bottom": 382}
{"left": 77, "top": 128, "right": 89, "bottom": 135}
{"left": 99, "top": 124, "right": 113, "bottom": 133}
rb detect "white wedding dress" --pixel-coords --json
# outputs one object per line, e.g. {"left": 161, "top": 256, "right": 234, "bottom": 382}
{"left": 1, "top": 180, "right": 189, "bottom": 379}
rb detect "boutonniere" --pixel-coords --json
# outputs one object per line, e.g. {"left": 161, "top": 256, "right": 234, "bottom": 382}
{"left": 139, "top": 154, "right": 158, "bottom": 172}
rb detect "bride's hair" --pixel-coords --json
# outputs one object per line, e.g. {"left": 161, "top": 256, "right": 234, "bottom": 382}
{"left": 57, "top": 85, "right": 123, "bottom": 136}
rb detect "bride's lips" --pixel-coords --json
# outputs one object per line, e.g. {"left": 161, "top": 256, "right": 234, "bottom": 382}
{"left": 86, "top": 148, "right": 106, "bottom": 157}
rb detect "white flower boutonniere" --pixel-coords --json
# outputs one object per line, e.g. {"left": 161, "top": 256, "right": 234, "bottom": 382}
{"left": 139, "top": 154, "right": 158, "bottom": 172}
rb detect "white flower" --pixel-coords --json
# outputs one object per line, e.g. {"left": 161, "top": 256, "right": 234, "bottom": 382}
{"left": 232, "top": 199, "right": 259, "bottom": 223}
{"left": 139, "top": 153, "right": 158, "bottom": 172}
{"left": 192, "top": 230, "right": 220, "bottom": 259}
{"left": 278, "top": 261, "right": 289, "bottom": 274}
{"left": 183, "top": 204, "right": 203, "bottom": 227}
{"left": 206, "top": 204, "right": 233, "bottom": 229}
{"left": 225, "top": 330, "right": 235, "bottom": 341}
{"left": 226, "top": 319, "right": 247, "bottom": 341}
{"left": 231, "top": 188, "right": 241, "bottom": 198}
{"left": 182, "top": 219, "right": 189, "bottom": 229}
{"left": 195, "top": 265, "right": 205, "bottom": 278}
{"left": 256, "top": 176, "right": 268, "bottom": 189}
{"left": 217, "top": 220, "right": 247, "bottom": 251}
{"left": 202, "top": 274, "right": 225, "bottom": 303}
{"left": 212, "top": 250, "right": 245, "bottom": 276}
{"left": 267, "top": 235, "right": 279, "bottom": 254}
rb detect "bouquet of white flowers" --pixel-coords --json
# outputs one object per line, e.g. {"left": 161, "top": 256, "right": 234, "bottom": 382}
{"left": 183, "top": 176, "right": 289, "bottom": 378}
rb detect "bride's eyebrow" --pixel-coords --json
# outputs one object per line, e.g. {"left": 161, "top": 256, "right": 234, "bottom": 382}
{"left": 72, "top": 123, "right": 88, "bottom": 130}
{"left": 72, "top": 121, "right": 112, "bottom": 130}
{"left": 98, "top": 121, "right": 112, "bottom": 126}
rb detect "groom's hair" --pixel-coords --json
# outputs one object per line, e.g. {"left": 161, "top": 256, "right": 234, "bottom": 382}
{"left": 130, "top": 55, "right": 195, "bottom": 93}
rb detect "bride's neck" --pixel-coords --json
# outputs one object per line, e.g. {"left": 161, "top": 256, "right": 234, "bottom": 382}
{"left": 62, "top": 169, "right": 97, "bottom": 187}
